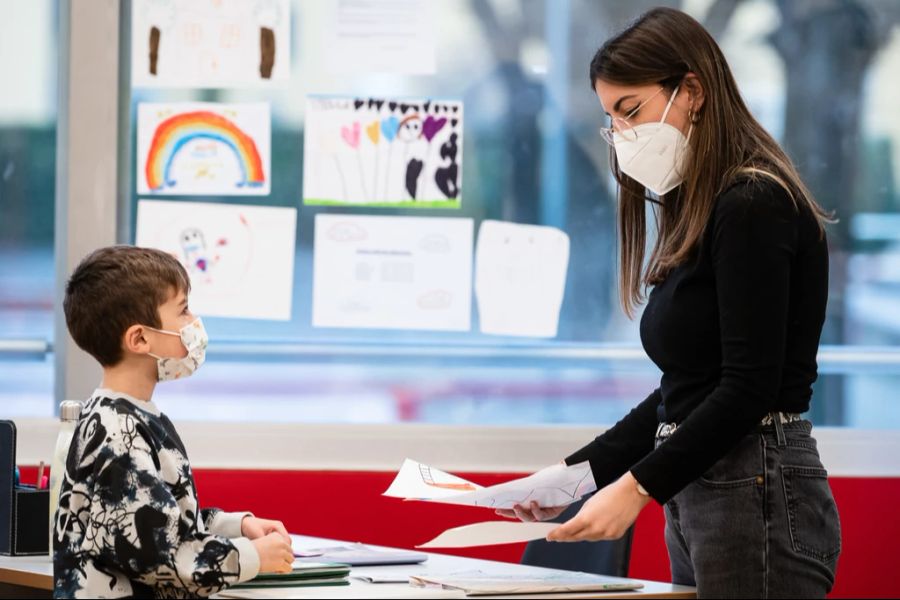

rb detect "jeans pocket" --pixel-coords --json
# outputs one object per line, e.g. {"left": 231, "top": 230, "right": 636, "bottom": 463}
{"left": 781, "top": 466, "right": 842, "bottom": 563}
{"left": 697, "top": 435, "right": 764, "bottom": 489}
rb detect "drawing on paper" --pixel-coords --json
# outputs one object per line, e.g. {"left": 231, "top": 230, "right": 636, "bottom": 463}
{"left": 383, "top": 459, "right": 597, "bottom": 510}
{"left": 133, "top": 0, "right": 290, "bottom": 87}
{"left": 419, "top": 464, "right": 478, "bottom": 492}
{"left": 137, "top": 103, "right": 270, "bottom": 196}
{"left": 303, "top": 96, "right": 463, "bottom": 209}
{"left": 136, "top": 200, "right": 296, "bottom": 320}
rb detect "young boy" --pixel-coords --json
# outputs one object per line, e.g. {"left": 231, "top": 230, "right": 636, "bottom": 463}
{"left": 54, "top": 246, "right": 294, "bottom": 598}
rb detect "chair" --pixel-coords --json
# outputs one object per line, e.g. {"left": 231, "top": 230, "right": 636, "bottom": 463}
{"left": 520, "top": 495, "right": 635, "bottom": 577}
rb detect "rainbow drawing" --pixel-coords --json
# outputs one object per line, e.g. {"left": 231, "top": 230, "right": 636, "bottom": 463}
{"left": 144, "top": 110, "right": 266, "bottom": 191}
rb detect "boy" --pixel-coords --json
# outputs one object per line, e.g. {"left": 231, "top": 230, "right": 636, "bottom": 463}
{"left": 54, "top": 246, "right": 294, "bottom": 598}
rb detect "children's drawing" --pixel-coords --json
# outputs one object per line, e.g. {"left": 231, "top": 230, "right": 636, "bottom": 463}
{"left": 304, "top": 96, "right": 464, "bottom": 209}
{"left": 132, "top": 0, "right": 290, "bottom": 88}
{"left": 312, "top": 215, "right": 473, "bottom": 332}
{"left": 324, "top": 0, "right": 436, "bottom": 76}
{"left": 137, "top": 102, "right": 270, "bottom": 196}
{"left": 136, "top": 200, "right": 296, "bottom": 320}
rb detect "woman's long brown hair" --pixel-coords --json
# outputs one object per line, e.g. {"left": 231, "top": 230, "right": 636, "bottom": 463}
{"left": 591, "top": 7, "right": 834, "bottom": 318}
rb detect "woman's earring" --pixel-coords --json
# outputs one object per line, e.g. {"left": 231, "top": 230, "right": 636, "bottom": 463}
{"left": 689, "top": 109, "right": 700, "bottom": 124}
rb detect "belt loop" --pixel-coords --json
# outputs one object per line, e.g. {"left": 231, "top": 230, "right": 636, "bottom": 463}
{"left": 773, "top": 412, "right": 787, "bottom": 447}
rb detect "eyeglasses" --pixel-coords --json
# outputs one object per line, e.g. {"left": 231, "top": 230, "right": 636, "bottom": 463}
{"left": 599, "top": 86, "right": 666, "bottom": 145}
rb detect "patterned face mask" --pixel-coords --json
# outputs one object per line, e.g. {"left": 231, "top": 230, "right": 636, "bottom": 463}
{"left": 146, "top": 318, "right": 208, "bottom": 382}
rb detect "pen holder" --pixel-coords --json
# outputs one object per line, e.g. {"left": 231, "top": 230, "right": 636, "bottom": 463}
{"left": 0, "top": 420, "right": 50, "bottom": 555}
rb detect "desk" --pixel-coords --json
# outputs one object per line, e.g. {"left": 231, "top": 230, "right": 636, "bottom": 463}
{"left": 0, "top": 536, "right": 695, "bottom": 599}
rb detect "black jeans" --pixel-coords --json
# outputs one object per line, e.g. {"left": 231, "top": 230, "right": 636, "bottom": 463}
{"left": 658, "top": 420, "right": 841, "bottom": 599}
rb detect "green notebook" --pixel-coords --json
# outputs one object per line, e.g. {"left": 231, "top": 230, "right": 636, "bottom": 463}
{"left": 232, "top": 562, "right": 351, "bottom": 589}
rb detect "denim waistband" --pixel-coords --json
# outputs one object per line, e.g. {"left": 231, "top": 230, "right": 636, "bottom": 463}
{"left": 655, "top": 412, "right": 805, "bottom": 440}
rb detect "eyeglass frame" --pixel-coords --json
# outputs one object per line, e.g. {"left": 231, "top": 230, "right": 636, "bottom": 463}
{"left": 599, "top": 85, "right": 669, "bottom": 145}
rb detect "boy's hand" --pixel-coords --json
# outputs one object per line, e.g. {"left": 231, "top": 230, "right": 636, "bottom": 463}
{"left": 252, "top": 532, "right": 295, "bottom": 574}
{"left": 241, "top": 516, "right": 291, "bottom": 543}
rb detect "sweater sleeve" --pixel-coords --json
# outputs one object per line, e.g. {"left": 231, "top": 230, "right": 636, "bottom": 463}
{"left": 86, "top": 413, "right": 260, "bottom": 596}
{"left": 630, "top": 181, "right": 798, "bottom": 503}
{"left": 564, "top": 388, "right": 661, "bottom": 490}
{"left": 204, "top": 510, "right": 254, "bottom": 538}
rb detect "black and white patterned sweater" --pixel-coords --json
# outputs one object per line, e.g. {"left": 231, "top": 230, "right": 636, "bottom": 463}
{"left": 53, "top": 390, "right": 260, "bottom": 598}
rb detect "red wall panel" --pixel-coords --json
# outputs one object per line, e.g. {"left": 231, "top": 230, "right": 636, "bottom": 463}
{"left": 23, "top": 465, "right": 899, "bottom": 597}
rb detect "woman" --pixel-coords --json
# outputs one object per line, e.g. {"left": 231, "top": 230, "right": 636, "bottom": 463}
{"left": 498, "top": 7, "right": 841, "bottom": 598}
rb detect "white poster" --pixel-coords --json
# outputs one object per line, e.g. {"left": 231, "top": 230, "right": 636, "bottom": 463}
{"left": 132, "top": 0, "right": 291, "bottom": 87}
{"left": 325, "top": 0, "right": 436, "bottom": 76}
{"left": 475, "top": 220, "right": 570, "bottom": 338}
{"left": 313, "top": 214, "right": 473, "bottom": 331}
{"left": 136, "top": 200, "right": 296, "bottom": 320}
{"left": 304, "top": 96, "right": 463, "bottom": 209}
{"left": 137, "top": 102, "right": 271, "bottom": 196}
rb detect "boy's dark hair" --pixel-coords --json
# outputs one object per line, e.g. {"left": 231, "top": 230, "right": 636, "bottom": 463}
{"left": 64, "top": 245, "right": 191, "bottom": 366}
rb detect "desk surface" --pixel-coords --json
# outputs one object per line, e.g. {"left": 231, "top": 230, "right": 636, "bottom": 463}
{"left": 0, "top": 536, "right": 695, "bottom": 599}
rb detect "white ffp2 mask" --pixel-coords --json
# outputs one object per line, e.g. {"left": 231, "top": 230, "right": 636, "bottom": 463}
{"left": 613, "top": 86, "right": 692, "bottom": 196}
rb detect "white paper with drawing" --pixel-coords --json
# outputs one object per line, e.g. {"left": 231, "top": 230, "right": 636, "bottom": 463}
{"left": 304, "top": 96, "right": 463, "bottom": 209}
{"left": 137, "top": 102, "right": 271, "bottom": 196}
{"left": 476, "top": 220, "right": 570, "bottom": 338}
{"left": 312, "top": 215, "right": 473, "bottom": 331}
{"left": 136, "top": 200, "right": 296, "bottom": 320}
{"left": 384, "top": 459, "right": 596, "bottom": 509}
{"left": 324, "top": 0, "right": 436, "bottom": 75}
{"left": 132, "top": 0, "right": 291, "bottom": 87}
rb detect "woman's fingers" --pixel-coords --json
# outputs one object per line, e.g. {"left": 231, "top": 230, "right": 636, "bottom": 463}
{"left": 547, "top": 516, "right": 589, "bottom": 542}
{"left": 495, "top": 509, "right": 517, "bottom": 519}
{"left": 512, "top": 504, "right": 536, "bottom": 522}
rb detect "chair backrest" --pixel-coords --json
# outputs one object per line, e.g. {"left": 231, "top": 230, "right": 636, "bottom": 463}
{"left": 519, "top": 495, "right": 635, "bottom": 577}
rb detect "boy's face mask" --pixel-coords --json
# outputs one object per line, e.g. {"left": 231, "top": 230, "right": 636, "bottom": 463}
{"left": 146, "top": 318, "right": 208, "bottom": 382}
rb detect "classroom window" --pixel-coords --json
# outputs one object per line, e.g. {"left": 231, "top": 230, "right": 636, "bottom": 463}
{"left": 0, "top": 0, "right": 57, "bottom": 417}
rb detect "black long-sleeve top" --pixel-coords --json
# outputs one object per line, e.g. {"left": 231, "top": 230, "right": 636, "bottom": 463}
{"left": 566, "top": 177, "right": 829, "bottom": 503}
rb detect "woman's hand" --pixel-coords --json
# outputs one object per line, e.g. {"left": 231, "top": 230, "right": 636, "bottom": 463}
{"left": 547, "top": 472, "right": 651, "bottom": 542}
{"left": 495, "top": 501, "right": 567, "bottom": 522}
{"left": 241, "top": 516, "right": 291, "bottom": 543}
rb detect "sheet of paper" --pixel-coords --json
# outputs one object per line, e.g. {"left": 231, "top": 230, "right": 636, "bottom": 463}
{"left": 410, "top": 571, "right": 644, "bottom": 593}
{"left": 325, "top": 0, "right": 436, "bottom": 75}
{"left": 312, "top": 215, "right": 473, "bottom": 332}
{"left": 417, "top": 522, "right": 557, "bottom": 548}
{"left": 136, "top": 200, "right": 296, "bottom": 320}
{"left": 475, "top": 220, "right": 570, "bottom": 338}
{"left": 132, "top": 0, "right": 291, "bottom": 87}
{"left": 352, "top": 574, "right": 414, "bottom": 584}
{"left": 304, "top": 96, "right": 463, "bottom": 209}
{"left": 137, "top": 102, "right": 271, "bottom": 196}
{"left": 384, "top": 459, "right": 596, "bottom": 509}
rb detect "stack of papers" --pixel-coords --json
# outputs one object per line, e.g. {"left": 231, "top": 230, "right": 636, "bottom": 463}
{"left": 384, "top": 459, "right": 598, "bottom": 548}
{"left": 384, "top": 459, "right": 596, "bottom": 509}
{"left": 231, "top": 562, "right": 351, "bottom": 589}
{"left": 410, "top": 570, "right": 644, "bottom": 595}
{"left": 294, "top": 543, "right": 428, "bottom": 566}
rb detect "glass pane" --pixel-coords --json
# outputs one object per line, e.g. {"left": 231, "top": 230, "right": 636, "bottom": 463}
{"left": 0, "top": 0, "right": 57, "bottom": 416}
{"left": 121, "top": 0, "right": 900, "bottom": 427}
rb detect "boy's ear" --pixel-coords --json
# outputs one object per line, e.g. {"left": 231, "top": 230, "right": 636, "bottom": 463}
{"left": 123, "top": 324, "right": 152, "bottom": 355}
